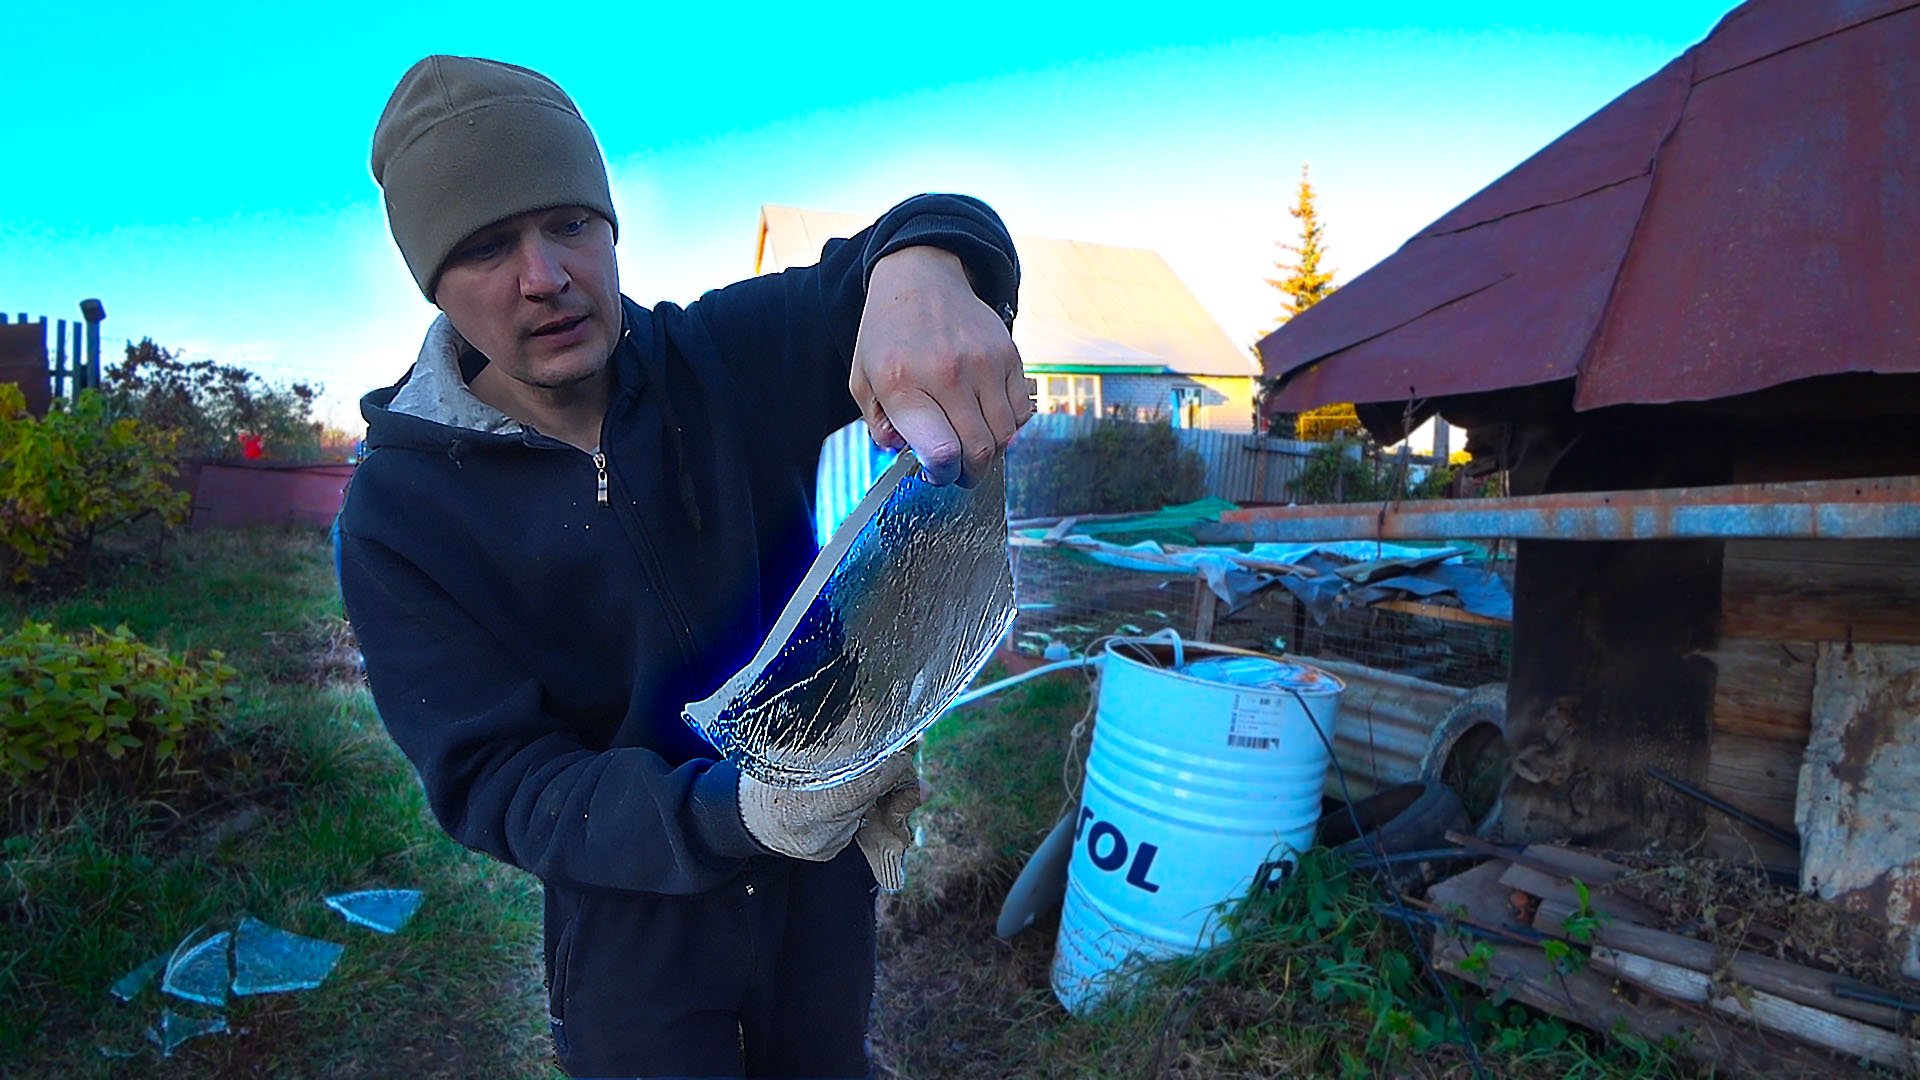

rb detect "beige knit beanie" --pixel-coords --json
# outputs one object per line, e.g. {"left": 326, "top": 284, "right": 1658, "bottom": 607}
{"left": 371, "top": 56, "right": 619, "bottom": 300}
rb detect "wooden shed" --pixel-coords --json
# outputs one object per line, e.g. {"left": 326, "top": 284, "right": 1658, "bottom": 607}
{"left": 1233, "top": 0, "right": 1920, "bottom": 974}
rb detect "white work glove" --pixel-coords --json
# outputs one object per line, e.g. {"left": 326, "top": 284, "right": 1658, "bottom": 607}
{"left": 738, "top": 751, "right": 917, "bottom": 869}
{"left": 855, "top": 773, "right": 926, "bottom": 892}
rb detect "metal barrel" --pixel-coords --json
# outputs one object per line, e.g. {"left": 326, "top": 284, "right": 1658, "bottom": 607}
{"left": 1052, "top": 639, "right": 1343, "bottom": 1015}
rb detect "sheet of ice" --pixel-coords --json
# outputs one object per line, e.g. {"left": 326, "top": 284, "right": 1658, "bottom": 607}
{"left": 146, "top": 1010, "right": 228, "bottom": 1058}
{"left": 108, "top": 952, "right": 168, "bottom": 1003}
{"left": 684, "top": 452, "right": 1017, "bottom": 788}
{"left": 324, "top": 889, "right": 424, "bottom": 934}
{"left": 161, "top": 930, "right": 230, "bottom": 1007}
{"left": 231, "top": 915, "right": 345, "bottom": 995}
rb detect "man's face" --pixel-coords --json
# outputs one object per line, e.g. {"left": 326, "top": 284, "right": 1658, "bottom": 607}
{"left": 433, "top": 206, "right": 621, "bottom": 391}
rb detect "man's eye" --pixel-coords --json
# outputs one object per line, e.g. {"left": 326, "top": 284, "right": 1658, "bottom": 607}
{"left": 560, "top": 218, "right": 588, "bottom": 236}
{"left": 455, "top": 240, "right": 502, "bottom": 263}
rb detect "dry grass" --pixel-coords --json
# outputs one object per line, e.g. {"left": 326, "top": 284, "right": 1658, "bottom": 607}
{"left": 1590, "top": 846, "right": 1916, "bottom": 1009}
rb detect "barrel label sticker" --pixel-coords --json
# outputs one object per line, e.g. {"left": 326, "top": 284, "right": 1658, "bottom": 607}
{"left": 1227, "top": 692, "right": 1288, "bottom": 750}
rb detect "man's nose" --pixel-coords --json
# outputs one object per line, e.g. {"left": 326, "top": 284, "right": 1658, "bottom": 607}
{"left": 518, "top": 237, "right": 571, "bottom": 298}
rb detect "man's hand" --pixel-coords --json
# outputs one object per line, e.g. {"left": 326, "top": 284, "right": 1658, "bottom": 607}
{"left": 850, "top": 246, "right": 1031, "bottom": 487}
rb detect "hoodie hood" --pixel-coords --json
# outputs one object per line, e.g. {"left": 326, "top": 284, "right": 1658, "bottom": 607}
{"left": 360, "top": 314, "right": 525, "bottom": 455}
{"left": 360, "top": 302, "right": 659, "bottom": 456}
{"left": 387, "top": 315, "right": 523, "bottom": 435}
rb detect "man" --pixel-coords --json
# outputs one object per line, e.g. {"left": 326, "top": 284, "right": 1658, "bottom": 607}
{"left": 338, "top": 56, "right": 1027, "bottom": 1078}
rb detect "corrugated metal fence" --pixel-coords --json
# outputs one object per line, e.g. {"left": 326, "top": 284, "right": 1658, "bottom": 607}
{"left": 814, "top": 416, "right": 1317, "bottom": 541}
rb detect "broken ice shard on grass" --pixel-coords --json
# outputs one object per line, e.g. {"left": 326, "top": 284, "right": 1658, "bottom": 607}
{"left": 161, "top": 929, "right": 230, "bottom": 1007}
{"left": 231, "top": 915, "right": 344, "bottom": 995}
{"left": 683, "top": 452, "right": 1016, "bottom": 789}
{"left": 108, "top": 951, "right": 168, "bottom": 1003}
{"left": 324, "top": 888, "right": 424, "bottom": 934}
{"left": 146, "top": 1010, "right": 228, "bottom": 1058}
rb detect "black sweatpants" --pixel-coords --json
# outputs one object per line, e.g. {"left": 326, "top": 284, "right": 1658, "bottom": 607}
{"left": 544, "top": 845, "right": 877, "bottom": 1079}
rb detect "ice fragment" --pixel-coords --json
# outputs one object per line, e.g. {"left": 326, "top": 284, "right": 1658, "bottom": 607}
{"left": 161, "top": 929, "right": 230, "bottom": 1007}
{"left": 231, "top": 915, "right": 344, "bottom": 995}
{"left": 323, "top": 888, "right": 424, "bottom": 934}
{"left": 146, "top": 1010, "right": 228, "bottom": 1058}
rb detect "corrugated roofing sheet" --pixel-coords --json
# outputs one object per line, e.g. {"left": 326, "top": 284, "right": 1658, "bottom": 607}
{"left": 758, "top": 206, "right": 1258, "bottom": 378}
{"left": 1260, "top": 0, "right": 1920, "bottom": 428}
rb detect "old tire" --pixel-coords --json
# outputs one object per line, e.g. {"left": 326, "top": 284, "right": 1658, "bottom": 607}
{"left": 1317, "top": 780, "right": 1467, "bottom": 858}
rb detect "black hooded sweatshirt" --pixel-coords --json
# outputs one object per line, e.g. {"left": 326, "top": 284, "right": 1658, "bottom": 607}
{"left": 337, "top": 194, "right": 1019, "bottom": 898}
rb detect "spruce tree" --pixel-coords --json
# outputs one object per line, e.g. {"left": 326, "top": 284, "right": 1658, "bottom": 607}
{"left": 1267, "top": 164, "right": 1337, "bottom": 324}
{"left": 1261, "top": 165, "right": 1357, "bottom": 439}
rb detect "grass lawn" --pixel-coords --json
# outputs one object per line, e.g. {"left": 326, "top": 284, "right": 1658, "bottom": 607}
{"left": 0, "top": 527, "right": 555, "bottom": 1079}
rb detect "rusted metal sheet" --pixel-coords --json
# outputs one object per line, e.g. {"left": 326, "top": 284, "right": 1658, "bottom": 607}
{"left": 1196, "top": 475, "right": 1920, "bottom": 544}
{"left": 1258, "top": 0, "right": 1920, "bottom": 430}
{"left": 1302, "top": 655, "right": 1470, "bottom": 800}
{"left": 191, "top": 463, "right": 356, "bottom": 531}
{"left": 1798, "top": 643, "right": 1920, "bottom": 980}
{"left": 0, "top": 322, "right": 52, "bottom": 416}
{"left": 1579, "top": 2, "right": 1920, "bottom": 410}
{"left": 1695, "top": 0, "right": 1915, "bottom": 78}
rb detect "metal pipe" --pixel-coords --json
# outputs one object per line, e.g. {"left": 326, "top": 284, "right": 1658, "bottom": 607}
{"left": 944, "top": 656, "right": 1098, "bottom": 713}
{"left": 1646, "top": 766, "right": 1799, "bottom": 849}
{"left": 1196, "top": 475, "right": 1920, "bottom": 543}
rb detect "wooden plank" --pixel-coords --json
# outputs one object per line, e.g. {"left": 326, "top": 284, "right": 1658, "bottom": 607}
{"left": 1191, "top": 578, "right": 1219, "bottom": 641}
{"left": 1498, "top": 864, "right": 1663, "bottom": 927}
{"left": 1594, "top": 947, "right": 1920, "bottom": 1070}
{"left": 1701, "top": 731, "right": 1803, "bottom": 865}
{"left": 1428, "top": 864, "right": 1834, "bottom": 1076}
{"left": 1709, "top": 639, "right": 1815, "bottom": 741}
{"left": 1726, "top": 539, "right": 1920, "bottom": 569}
{"left": 1706, "top": 731, "right": 1800, "bottom": 810}
{"left": 1722, "top": 540, "right": 1920, "bottom": 644}
{"left": 1370, "top": 599, "right": 1510, "bottom": 628}
{"left": 1534, "top": 897, "right": 1906, "bottom": 1030}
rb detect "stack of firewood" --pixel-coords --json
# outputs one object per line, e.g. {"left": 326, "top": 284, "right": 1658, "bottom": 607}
{"left": 1424, "top": 837, "right": 1920, "bottom": 1076}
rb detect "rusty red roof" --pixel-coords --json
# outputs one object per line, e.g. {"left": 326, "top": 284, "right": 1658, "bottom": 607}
{"left": 1260, "top": 0, "right": 1920, "bottom": 433}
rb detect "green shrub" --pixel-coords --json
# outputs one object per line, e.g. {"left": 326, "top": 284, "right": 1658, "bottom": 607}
{"left": 0, "top": 384, "right": 190, "bottom": 586}
{"left": 0, "top": 621, "right": 236, "bottom": 791}
{"left": 1289, "top": 436, "right": 1455, "bottom": 504}
{"left": 1008, "top": 419, "right": 1206, "bottom": 517}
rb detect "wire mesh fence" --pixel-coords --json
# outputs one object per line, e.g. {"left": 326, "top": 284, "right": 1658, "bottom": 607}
{"left": 1008, "top": 543, "right": 1513, "bottom": 691}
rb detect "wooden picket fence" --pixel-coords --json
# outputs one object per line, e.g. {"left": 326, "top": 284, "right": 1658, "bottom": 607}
{"left": 0, "top": 303, "right": 106, "bottom": 415}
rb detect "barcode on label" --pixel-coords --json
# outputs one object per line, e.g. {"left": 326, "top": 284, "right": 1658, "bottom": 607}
{"left": 1227, "top": 734, "right": 1276, "bottom": 750}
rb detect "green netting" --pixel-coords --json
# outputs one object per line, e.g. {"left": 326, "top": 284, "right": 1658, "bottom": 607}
{"left": 1015, "top": 498, "right": 1240, "bottom": 549}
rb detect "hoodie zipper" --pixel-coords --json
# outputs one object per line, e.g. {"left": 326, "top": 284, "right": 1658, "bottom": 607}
{"left": 591, "top": 451, "right": 609, "bottom": 507}
{"left": 599, "top": 447, "right": 702, "bottom": 671}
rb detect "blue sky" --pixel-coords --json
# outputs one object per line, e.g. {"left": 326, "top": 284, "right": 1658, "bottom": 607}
{"left": 2, "top": 1, "right": 1736, "bottom": 426}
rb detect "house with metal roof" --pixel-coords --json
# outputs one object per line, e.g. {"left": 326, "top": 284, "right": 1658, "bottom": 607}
{"left": 757, "top": 206, "right": 1261, "bottom": 432}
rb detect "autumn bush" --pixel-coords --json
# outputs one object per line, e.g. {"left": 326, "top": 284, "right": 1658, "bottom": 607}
{"left": 0, "top": 385, "right": 190, "bottom": 587}
{"left": 103, "top": 338, "right": 327, "bottom": 462}
{"left": 0, "top": 621, "right": 236, "bottom": 795}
